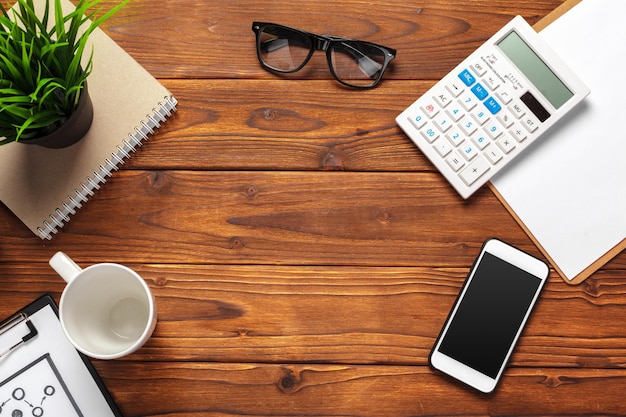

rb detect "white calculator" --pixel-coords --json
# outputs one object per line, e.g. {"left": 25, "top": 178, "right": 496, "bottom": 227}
{"left": 396, "top": 16, "right": 590, "bottom": 199}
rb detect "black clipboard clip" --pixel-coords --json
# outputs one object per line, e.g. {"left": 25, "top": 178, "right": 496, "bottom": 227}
{"left": 0, "top": 312, "right": 38, "bottom": 358}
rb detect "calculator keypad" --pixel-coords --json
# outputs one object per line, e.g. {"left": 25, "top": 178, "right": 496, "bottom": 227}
{"left": 400, "top": 62, "right": 545, "bottom": 197}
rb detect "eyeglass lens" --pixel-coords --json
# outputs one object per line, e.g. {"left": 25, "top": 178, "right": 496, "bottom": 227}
{"left": 257, "top": 24, "right": 389, "bottom": 87}
{"left": 258, "top": 26, "right": 313, "bottom": 72}
{"left": 329, "top": 41, "right": 386, "bottom": 87}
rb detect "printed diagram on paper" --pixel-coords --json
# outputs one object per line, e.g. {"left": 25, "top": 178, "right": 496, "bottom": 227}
{"left": 0, "top": 354, "right": 83, "bottom": 417}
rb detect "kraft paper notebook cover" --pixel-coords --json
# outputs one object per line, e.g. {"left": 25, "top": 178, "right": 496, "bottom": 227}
{"left": 0, "top": 0, "right": 177, "bottom": 240}
{"left": 490, "top": 0, "right": 626, "bottom": 285}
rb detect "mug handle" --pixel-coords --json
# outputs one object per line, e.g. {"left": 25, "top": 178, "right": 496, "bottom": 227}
{"left": 49, "top": 251, "right": 83, "bottom": 283}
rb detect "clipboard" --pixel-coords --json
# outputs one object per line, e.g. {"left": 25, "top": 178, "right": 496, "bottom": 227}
{"left": 0, "top": 294, "right": 124, "bottom": 417}
{"left": 489, "top": 0, "right": 626, "bottom": 285}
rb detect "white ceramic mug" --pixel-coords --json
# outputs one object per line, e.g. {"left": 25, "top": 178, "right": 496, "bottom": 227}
{"left": 49, "top": 251, "right": 157, "bottom": 360}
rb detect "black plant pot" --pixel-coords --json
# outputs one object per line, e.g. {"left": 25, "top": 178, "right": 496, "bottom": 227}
{"left": 21, "top": 82, "right": 94, "bottom": 149}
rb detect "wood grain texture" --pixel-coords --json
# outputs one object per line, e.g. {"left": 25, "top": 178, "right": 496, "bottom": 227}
{"left": 0, "top": 170, "right": 538, "bottom": 266}
{"left": 95, "top": 363, "right": 626, "bottom": 417}
{"left": 1, "top": 264, "right": 626, "bottom": 368}
{"left": 2, "top": 0, "right": 625, "bottom": 416}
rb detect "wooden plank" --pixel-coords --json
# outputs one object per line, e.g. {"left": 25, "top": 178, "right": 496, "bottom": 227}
{"left": 127, "top": 80, "right": 434, "bottom": 172}
{"left": 0, "top": 170, "right": 534, "bottom": 265}
{"left": 98, "top": 0, "right": 564, "bottom": 80}
{"left": 95, "top": 362, "right": 626, "bottom": 417}
{"left": 2, "top": 264, "right": 625, "bottom": 367}
{"left": 2, "top": 168, "right": 623, "bottom": 267}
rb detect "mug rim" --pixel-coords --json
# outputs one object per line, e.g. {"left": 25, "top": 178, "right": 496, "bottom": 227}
{"left": 59, "top": 262, "right": 156, "bottom": 360}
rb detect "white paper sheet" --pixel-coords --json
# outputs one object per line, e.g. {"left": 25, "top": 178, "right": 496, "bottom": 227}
{"left": 0, "top": 304, "right": 118, "bottom": 417}
{"left": 491, "top": 0, "right": 626, "bottom": 281}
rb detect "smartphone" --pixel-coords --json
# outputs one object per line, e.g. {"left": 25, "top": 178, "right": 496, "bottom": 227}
{"left": 429, "top": 238, "right": 549, "bottom": 393}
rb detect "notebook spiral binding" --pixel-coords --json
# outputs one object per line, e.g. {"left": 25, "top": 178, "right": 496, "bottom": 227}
{"left": 36, "top": 96, "right": 178, "bottom": 240}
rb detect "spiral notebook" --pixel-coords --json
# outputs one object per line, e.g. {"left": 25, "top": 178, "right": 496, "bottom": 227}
{"left": 0, "top": 0, "right": 177, "bottom": 240}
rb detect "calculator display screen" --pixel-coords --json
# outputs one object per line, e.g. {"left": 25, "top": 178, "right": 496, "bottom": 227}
{"left": 497, "top": 31, "right": 573, "bottom": 109}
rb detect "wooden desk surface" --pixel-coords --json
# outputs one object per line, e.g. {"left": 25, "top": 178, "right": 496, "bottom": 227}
{"left": 2, "top": 0, "right": 626, "bottom": 415}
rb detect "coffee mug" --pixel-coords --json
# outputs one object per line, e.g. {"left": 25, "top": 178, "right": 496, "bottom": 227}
{"left": 49, "top": 251, "right": 157, "bottom": 359}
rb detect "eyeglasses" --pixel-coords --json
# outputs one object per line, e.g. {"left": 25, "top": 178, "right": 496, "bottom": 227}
{"left": 252, "top": 22, "right": 396, "bottom": 88}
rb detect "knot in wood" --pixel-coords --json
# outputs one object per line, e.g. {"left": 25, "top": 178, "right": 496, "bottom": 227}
{"left": 263, "top": 108, "right": 277, "bottom": 120}
{"left": 229, "top": 237, "right": 245, "bottom": 250}
{"left": 376, "top": 209, "right": 392, "bottom": 224}
{"left": 248, "top": 108, "right": 325, "bottom": 132}
{"left": 321, "top": 145, "right": 345, "bottom": 170}
{"left": 542, "top": 375, "right": 575, "bottom": 388}
{"left": 277, "top": 368, "right": 301, "bottom": 394}
{"left": 245, "top": 185, "right": 259, "bottom": 199}
{"left": 147, "top": 171, "right": 169, "bottom": 194}
{"left": 583, "top": 278, "right": 600, "bottom": 298}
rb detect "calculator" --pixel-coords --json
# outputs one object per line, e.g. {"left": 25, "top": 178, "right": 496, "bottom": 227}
{"left": 396, "top": 16, "right": 590, "bottom": 199}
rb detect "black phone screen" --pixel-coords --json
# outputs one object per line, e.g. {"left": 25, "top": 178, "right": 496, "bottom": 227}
{"left": 438, "top": 252, "right": 542, "bottom": 378}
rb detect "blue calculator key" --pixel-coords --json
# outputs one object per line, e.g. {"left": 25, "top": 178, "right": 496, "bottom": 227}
{"left": 458, "top": 69, "right": 476, "bottom": 87}
{"left": 484, "top": 97, "right": 502, "bottom": 114}
{"left": 471, "top": 83, "right": 489, "bottom": 100}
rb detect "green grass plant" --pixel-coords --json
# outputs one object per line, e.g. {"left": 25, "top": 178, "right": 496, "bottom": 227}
{"left": 0, "top": 0, "right": 128, "bottom": 144}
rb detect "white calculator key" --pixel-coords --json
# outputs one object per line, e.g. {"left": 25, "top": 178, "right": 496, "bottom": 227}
{"left": 434, "top": 90, "right": 453, "bottom": 108}
{"left": 407, "top": 113, "right": 427, "bottom": 130}
{"left": 496, "top": 134, "right": 516, "bottom": 153}
{"left": 459, "top": 155, "right": 490, "bottom": 186}
{"left": 459, "top": 116, "right": 477, "bottom": 136}
{"left": 471, "top": 108, "right": 490, "bottom": 125}
{"left": 446, "top": 105, "right": 464, "bottom": 122}
{"left": 420, "top": 122, "right": 440, "bottom": 143}
{"left": 482, "top": 75, "right": 500, "bottom": 91}
{"left": 471, "top": 61, "right": 488, "bottom": 76}
{"left": 421, "top": 101, "right": 439, "bottom": 118}
{"left": 508, "top": 101, "right": 526, "bottom": 118}
{"left": 433, "top": 138, "right": 452, "bottom": 157}
{"left": 460, "top": 143, "right": 478, "bottom": 161}
{"left": 433, "top": 113, "right": 453, "bottom": 133}
{"left": 458, "top": 92, "right": 477, "bottom": 111}
{"left": 446, "top": 154, "right": 465, "bottom": 172}
{"left": 509, "top": 124, "right": 527, "bottom": 142}
{"left": 497, "top": 110, "right": 515, "bottom": 128}
{"left": 496, "top": 90, "right": 513, "bottom": 105}
{"left": 446, "top": 128, "right": 465, "bottom": 147}
{"left": 484, "top": 122, "right": 503, "bottom": 140}
{"left": 446, "top": 81, "right": 465, "bottom": 97}
{"left": 521, "top": 115, "right": 540, "bottom": 133}
{"left": 472, "top": 134, "right": 490, "bottom": 150}
{"left": 484, "top": 145, "right": 504, "bottom": 164}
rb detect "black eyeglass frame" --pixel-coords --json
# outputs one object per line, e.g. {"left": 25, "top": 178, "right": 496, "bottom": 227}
{"left": 252, "top": 21, "right": 397, "bottom": 88}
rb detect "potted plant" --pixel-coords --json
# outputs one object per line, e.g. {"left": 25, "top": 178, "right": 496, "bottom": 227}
{"left": 0, "top": 0, "right": 128, "bottom": 148}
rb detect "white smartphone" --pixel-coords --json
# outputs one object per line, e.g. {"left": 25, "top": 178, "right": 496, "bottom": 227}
{"left": 429, "top": 238, "right": 549, "bottom": 393}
